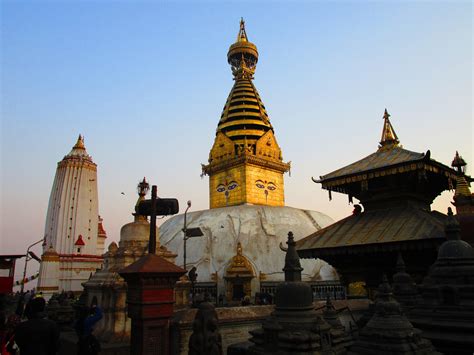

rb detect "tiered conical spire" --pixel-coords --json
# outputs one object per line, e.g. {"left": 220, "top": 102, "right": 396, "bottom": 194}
{"left": 202, "top": 19, "right": 290, "bottom": 209}
{"left": 218, "top": 18, "right": 273, "bottom": 147}
{"left": 379, "top": 109, "right": 399, "bottom": 149}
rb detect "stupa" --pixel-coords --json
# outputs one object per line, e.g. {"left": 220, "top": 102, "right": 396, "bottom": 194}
{"left": 83, "top": 178, "right": 177, "bottom": 342}
{"left": 37, "top": 135, "right": 106, "bottom": 298}
{"left": 349, "top": 275, "right": 438, "bottom": 355}
{"left": 409, "top": 208, "right": 474, "bottom": 354}
{"left": 160, "top": 19, "right": 334, "bottom": 303}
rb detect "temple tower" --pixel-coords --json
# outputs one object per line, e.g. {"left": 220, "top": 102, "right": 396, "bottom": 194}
{"left": 202, "top": 19, "right": 290, "bottom": 208}
{"left": 37, "top": 135, "right": 104, "bottom": 296}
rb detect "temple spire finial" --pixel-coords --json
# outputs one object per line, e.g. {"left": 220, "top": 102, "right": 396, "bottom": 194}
{"left": 237, "top": 17, "right": 248, "bottom": 42}
{"left": 228, "top": 19, "right": 258, "bottom": 77}
{"left": 73, "top": 134, "right": 86, "bottom": 150}
{"left": 379, "top": 108, "right": 400, "bottom": 149}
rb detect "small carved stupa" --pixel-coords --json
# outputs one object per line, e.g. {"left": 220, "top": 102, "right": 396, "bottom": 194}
{"left": 246, "top": 232, "right": 344, "bottom": 354}
{"left": 321, "top": 296, "right": 354, "bottom": 351}
{"left": 409, "top": 208, "right": 474, "bottom": 354}
{"left": 349, "top": 275, "right": 438, "bottom": 355}
{"left": 392, "top": 253, "right": 422, "bottom": 310}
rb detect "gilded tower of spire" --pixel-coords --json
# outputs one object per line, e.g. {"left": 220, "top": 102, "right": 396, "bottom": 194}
{"left": 379, "top": 108, "right": 399, "bottom": 149}
{"left": 202, "top": 19, "right": 290, "bottom": 208}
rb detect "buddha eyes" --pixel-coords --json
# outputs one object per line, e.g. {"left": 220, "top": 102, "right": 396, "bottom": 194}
{"left": 228, "top": 182, "right": 238, "bottom": 190}
{"left": 217, "top": 181, "right": 238, "bottom": 192}
{"left": 256, "top": 180, "right": 277, "bottom": 191}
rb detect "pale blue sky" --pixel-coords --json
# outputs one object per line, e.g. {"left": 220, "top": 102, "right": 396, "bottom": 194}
{"left": 1, "top": 1, "right": 472, "bottom": 277}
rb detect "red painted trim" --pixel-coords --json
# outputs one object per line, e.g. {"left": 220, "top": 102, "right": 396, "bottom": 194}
{"left": 59, "top": 253, "right": 103, "bottom": 258}
{"left": 75, "top": 234, "right": 86, "bottom": 246}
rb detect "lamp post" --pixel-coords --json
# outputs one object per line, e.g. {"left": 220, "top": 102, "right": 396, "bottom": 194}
{"left": 16, "top": 238, "right": 43, "bottom": 315}
{"left": 182, "top": 201, "right": 204, "bottom": 273}
{"left": 20, "top": 238, "right": 43, "bottom": 295}
{"left": 183, "top": 200, "right": 192, "bottom": 271}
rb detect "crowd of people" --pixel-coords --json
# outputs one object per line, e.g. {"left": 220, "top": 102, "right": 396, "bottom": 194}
{"left": 0, "top": 291, "right": 103, "bottom": 355}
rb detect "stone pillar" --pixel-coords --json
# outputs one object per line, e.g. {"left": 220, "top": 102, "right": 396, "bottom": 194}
{"left": 119, "top": 253, "right": 185, "bottom": 355}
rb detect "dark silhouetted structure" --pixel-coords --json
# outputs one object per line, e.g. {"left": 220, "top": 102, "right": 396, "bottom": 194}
{"left": 298, "top": 110, "right": 458, "bottom": 295}
{"left": 409, "top": 208, "right": 474, "bottom": 354}
{"left": 349, "top": 275, "right": 438, "bottom": 355}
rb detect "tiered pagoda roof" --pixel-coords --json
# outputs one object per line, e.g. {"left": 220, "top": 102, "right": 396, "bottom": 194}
{"left": 297, "top": 110, "right": 459, "bottom": 289}
{"left": 313, "top": 110, "right": 456, "bottom": 201}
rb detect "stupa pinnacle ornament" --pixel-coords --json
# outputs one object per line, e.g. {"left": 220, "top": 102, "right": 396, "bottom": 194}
{"left": 202, "top": 19, "right": 290, "bottom": 208}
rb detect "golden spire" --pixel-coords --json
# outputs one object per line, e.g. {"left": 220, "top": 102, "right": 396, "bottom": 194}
{"left": 237, "top": 17, "right": 248, "bottom": 42}
{"left": 73, "top": 134, "right": 86, "bottom": 150}
{"left": 202, "top": 20, "right": 290, "bottom": 209}
{"left": 379, "top": 109, "right": 399, "bottom": 149}
{"left": 228, "top": 18, "right": 258, "bottom": 77}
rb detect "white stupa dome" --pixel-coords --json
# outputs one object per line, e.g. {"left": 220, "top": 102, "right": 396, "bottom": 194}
{"left": 160, "top": 205, "right": 335, "bottom": 297}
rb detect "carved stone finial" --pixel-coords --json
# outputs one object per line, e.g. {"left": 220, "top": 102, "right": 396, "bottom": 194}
{"left": 282, "top": 231, "right": 303, "bottom": 282}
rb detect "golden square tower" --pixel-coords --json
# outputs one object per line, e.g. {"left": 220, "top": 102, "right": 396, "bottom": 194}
{"left": 202, "top": 19, "right": 290, "bottom": 208}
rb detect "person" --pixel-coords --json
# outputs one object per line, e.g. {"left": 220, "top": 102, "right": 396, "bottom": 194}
{"left": 75, "top": 301, "right": 103, "bottom": 355}
{"left": 1, "top": 314, "right": 21, "bottom": 355}
{"left": 14, "top": 297, "right": 60, "bottom": 355}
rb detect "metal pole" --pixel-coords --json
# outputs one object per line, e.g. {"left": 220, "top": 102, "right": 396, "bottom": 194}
{"left": 17, "top": 238, "right": 43, "bottom": 315}
{"left": 149, "top": 185, "right": 157, "bottom": 254}
{"left": 20, "top": 238, "right": 43, "bottom": 295}
{"left": 183, "top": 200, "right": 191, "bottom": 271}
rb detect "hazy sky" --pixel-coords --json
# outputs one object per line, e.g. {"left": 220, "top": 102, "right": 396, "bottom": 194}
{"left": 1, "top": 1, "right": 472, "bottom": 281}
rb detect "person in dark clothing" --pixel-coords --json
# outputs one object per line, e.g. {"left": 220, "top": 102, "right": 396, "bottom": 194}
{"left": 14, "top": 297, "right": 60, "bottom": 355}
{"left": 75, "top": 302, "right": 103, "bottom": 355}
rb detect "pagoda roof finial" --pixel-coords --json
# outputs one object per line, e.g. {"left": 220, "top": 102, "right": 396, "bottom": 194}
{"left": 379, "top": 108, "right": 400, "bottom": 149}
{"left": 73, "top": 134, "right": 86, "bottom": 150}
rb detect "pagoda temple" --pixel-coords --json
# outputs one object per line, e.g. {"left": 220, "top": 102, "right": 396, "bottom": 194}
{"left": 296, "top": 110, "right": 458, "bottom": 296}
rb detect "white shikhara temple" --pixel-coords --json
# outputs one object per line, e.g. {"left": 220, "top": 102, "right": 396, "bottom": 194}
{"left": 37, "top": 135, "right": 106, "bottom": 298}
